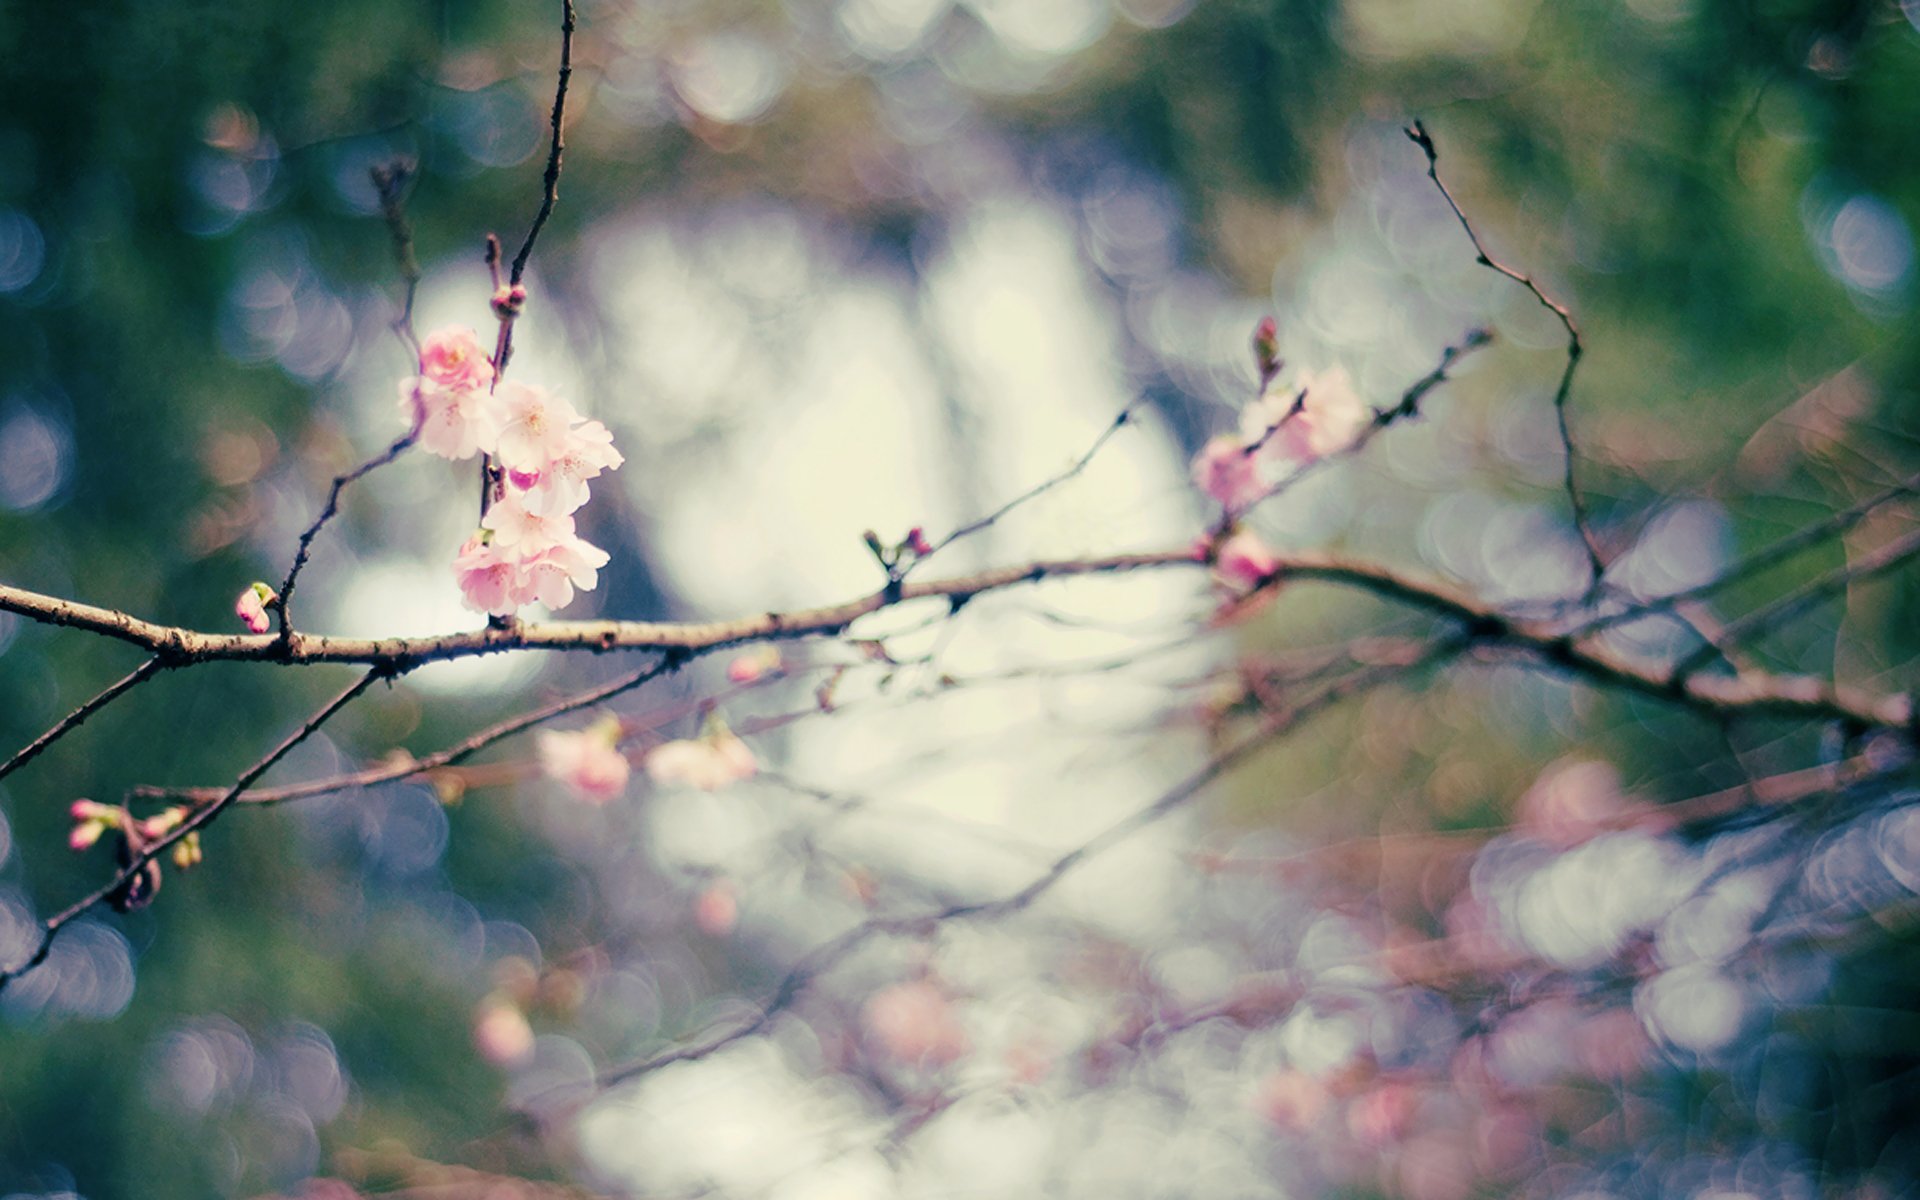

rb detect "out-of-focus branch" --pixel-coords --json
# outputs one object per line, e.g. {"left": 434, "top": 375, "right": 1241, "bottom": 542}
{"left": 0, "top": 667, "right": 392, "bottom": 992}
{"left": 1669, "top": 525, "right": 1920, "bottom": 682}
{"left": 0, "top": 656, "right": 166, "bottom": 787}
{"left": 1406, "top": 120, "right": 1603, "bottom": 588}
{"left": 132, "top": 653, "right": 681, "bottom": 808}
{"left": 913, "top": 400, "right": 1144, "bottom": 575}
{"left": 590, "top": 639, "right": 1462, "bottom": 1094}
{"left": 1235, "top": 326, "right": 1492, "bottom": 520}
{"left": 276, "top": 430, "right": 417, "bottom": 636}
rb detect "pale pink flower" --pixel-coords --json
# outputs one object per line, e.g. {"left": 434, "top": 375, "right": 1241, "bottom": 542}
{"left": 863, "top": 980, "right": 968, "bottom": 1067}
{"left": 404, "top": 377, "right": 499, "bottom": 461}
{"left": 645, "top": 728, "right": 757, "bottom": 791}
{"left": 517, "top": 535, "right": 611, "bottom": 611}
{"left": 510, "top": 420, "right": 624, "bottom": 517}
{"left": 491, "top": 381, "right": 583, "bottom": 471}
{"left": 1239, "top": 366, "right": 1371, "bottom": 464}
{"left": 537, "top": 721, "right": 631, "bottom": 804}
{"left": 1190, "top": 434, "right": 1268, "bottom": 510}
{"left": 481, "top": 493, "right": 573, "bottom": 552}
{"left": 1212, "top": 529, "right": 1280, "bottom": 591}
{"left": 452, "top": 534, "right": 522, "bottom": 617}
{"left": 693, "top": 881, "right": 740, "bottom": 937}
{"left": 235, "top": 582, "right": 275, "bottom": 634}
{"left": 473, "top": 997, "right": 535, "bottom": 1067}
{"left": 418, "top": 326, "right": 495, "bottom": 393}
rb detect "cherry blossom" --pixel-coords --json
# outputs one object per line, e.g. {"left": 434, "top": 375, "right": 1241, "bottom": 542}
{"left": 1239, "top": 365, "right": 1371, "bottom": 465}
{"left": 1190, "top": 434, "right": 1268, "bottom": 511}
{"left": 404, "top": 377, "right": 499, "bottom": 461}
{"left": 452, "top": 534, "right": 523, "bottom": 617}
{"left": 1212, "top": 529, "right": 1281, "bottom": 591}
{"left": 517, "top": 536, "right": 611, "bottom": 611}
{"left": 863, "top": 979, "right": 968, "bottom": 1067}
{"left": 537, "top": 718, "right": 631, "bottom": 804}
{"left": 645, "top": 724, "right": 757, "bottom": 791}
{"left": 418, "top": 326, "right": 495, "bottom": 393}
{"left": 508, "top": 419, "right": 624, "bottom": 517}
{"left": 491, "top": 381, "right": 584, "bottom": 472}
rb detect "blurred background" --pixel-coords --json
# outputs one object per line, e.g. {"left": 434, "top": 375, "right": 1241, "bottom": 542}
{"left": 0, "top": 0, "right": 1918, "bottom": 1196}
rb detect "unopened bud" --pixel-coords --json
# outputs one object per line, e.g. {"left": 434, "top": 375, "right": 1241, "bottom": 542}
{"left": 905, "top": 526, "right": 933, "bottom": 557}
{"left": 491, "top": 282, "right": 529, "bottom": 318}
{"left": 1252, "top": 316, "right": 1282, "bottom": 385}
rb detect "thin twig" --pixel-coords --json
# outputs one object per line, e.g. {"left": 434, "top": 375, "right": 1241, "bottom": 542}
{"left": 276, "top": 431, "right": 419, "bottom": 636}
{"left": 509, "top": 0, "right": 575, "bottom": 288}
{"left": 913, "top": 401, "right": 1145, "bottom": 576}
{"left": 370, "top": 160, "right": 423, "bottom": 360}
{"left": 1232, "top": 326, "right": 1492, "bottom": 521}
{"left": 1405, "top": 121, "right": 1603, "bottom": 587}
{"left": 132, "top": 653, "right": 682, "bottom": 808}
{"left": 0, "top": 667, "right": 392, "bottom": 992}
{"left": 1669, "top": 525, "right": 1920, "bottom": 682}
{"left": 1577, "top": 466, "right": 1920, "bottom": 637}
{"left": 0, "top": 657, "right": 167, "bottom": 787}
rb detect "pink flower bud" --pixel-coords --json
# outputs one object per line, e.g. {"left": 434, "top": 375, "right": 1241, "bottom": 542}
{"left": 905, "top": 526, "right": 933, "bottom": 556}
{"left": 235, "top": 582, "right": 276, "bottom": 634}
{"left": 491, "top": 283, "right": 529, "bottom": 318}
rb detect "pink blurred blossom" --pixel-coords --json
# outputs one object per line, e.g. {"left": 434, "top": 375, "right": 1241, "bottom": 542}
{"left": 726, "top": 646, "right": 782, "bottom": 685}
{"left": 1191, "top": 435, "right": 1268, "bottom": 510}
{"left": 863, "top": 980, "right": 968, "bottom": 1067}
{"left": 1240, "top": 365, "right": 1371, "bottom": 465}
{"left": 1255, "top": 1068, "right": 1331, "bottom": 1131}
{"left": 646, "top": 728, "right": 757, "bottom": 791}
{"left": 1213, "top": 529, "right": 1281, "bottom": 591}
{"left": 1346, "top": 1080, "right": 1421, "bottom": 1147}
{"left": 1518, "top": 758, "right": 1644, "bottom": 848}
{"left": 693, "top": 880, "right": 740, "bottom": 937}
{"left": 473, "top": 997, "right": 535, "bottom": 1067}
{"left": 537, "top": 722, "right": 631, "bottom": 804}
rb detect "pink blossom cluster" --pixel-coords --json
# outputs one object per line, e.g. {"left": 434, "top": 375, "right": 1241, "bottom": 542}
{"left": 399, "top": 326, "right": 623, "bottom": 616}
{"left": 1190, "top": 363, "right": 1371, "bottom": 514}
